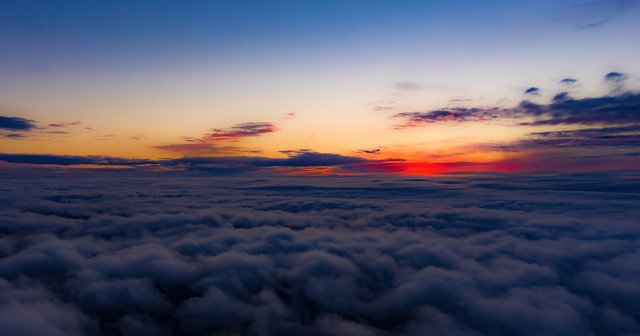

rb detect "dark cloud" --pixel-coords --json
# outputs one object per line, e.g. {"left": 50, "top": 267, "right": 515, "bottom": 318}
{"left": 164, "top": 151, "right": 367, "bottom": 169}
{"left": 393, "top": 91, "right": 640, "bottom": 128}
{"left": 605, "top": 71, "right": 629, "bottom": 92}
{"left": 605, "top": 71, "right": 628, "bottom": 83}
{"left": 531, "top": 124, "right": 640, "bottom": 139}
{"left": 0, "top": 173, "right": 639, "bottom": 335}
{"left": 265, "top": 151, "right": 366, "bottom": 167}
{"left": 205, "top": 122, "right": 276, "bottom": 141}
{"left": 524, "top": 87, "right": 540, "bottom": 96}
{"left": 468, "top": 123, "right": 640, "bottom": 170}
{"left": 0, "top": 154, "right": 154, "bottom": 166}
{"left": 165, "top": 151, "right": 378, "bottom": 175}
{"left": 486, "top": 125, "right": 640, "bottom": 151}
{"left": 518, "top": 92, "right": 640, "bottom": 126}
{"left": 551, "top": 91, "right": 570, "bottom": 102}
{"left": 392, "top": 108, "right": 507, "bottom": 128}
{"left": 560, "top": 77, "right": 578, "bottom": 85}
{"left": 0, "top": 151, "right": 404, "bottom": 175}
{"left": 0, "top": 116, "right": 36, "bottom": 131}
{"left": 356, "top": 149, "right": 382, "bottom": 155}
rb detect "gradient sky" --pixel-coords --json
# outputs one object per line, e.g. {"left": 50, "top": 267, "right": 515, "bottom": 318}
{"left": 1, "top": 0, "right": 640, "bottom": 174}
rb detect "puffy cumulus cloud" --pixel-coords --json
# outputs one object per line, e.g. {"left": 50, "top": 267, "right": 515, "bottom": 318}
{"left": 0, "top": 173, "right": 639, "bottom": 335}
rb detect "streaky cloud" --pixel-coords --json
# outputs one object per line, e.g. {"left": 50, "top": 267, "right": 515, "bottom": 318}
{"left": 48, "top": 121, "right": 82, "bottom": 128}
{"left": 392, "top": 107, "right": 507, "bottom": 128}
{"left": 205, "top": 122, "right": 276, "bottom": 142}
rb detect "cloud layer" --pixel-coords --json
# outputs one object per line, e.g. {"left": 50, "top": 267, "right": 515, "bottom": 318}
{"left": 0, "top": 151, "right": 406, "bottom": 175}
{"left": 0, "top": 173, "right": 639, "bottom": 335}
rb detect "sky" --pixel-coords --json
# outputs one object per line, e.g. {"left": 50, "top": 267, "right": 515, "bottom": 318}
{"left": 1, "top": 0, "right": 640, "bottom": 174}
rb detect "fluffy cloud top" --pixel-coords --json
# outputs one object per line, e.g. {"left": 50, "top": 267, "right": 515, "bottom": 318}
{"left": 0, "top": 173, "right": 639, "bottom": 335}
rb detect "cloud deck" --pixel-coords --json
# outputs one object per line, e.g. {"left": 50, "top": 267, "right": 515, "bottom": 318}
{"left": 0, "top": 173, "right": 639, "bottom": 335}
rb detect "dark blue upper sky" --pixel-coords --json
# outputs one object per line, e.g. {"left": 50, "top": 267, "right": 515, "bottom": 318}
{"left": 2, "top": 0, "right": 638, "bottom": 74}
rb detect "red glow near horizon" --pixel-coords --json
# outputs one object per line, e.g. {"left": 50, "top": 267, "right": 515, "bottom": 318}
{"left": 356, "top": 161, "right": 523, "bottom": 175}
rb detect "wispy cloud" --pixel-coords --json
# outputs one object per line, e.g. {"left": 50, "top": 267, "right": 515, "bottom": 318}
{"left": 395, "top": 82, "right": 424, "bottom": 91}
{"left": 3, "top": 133, "right": 25, "bottom": 139}
{"left": 570, "top": 0, "right": 640, "bottom": 28}
{"left": 153, "top": 143, "right": 260, "bottom": 156}
{"left": 48, "top": 121, "right": 82, "bottom": 128}
{"left": 205, "top": 122, "right": 276, "bottom": 142}
{"left": 356, "top": 148, "right": 382, "bottom": 155}
{"left": 155, "top": 121, "right": 277, "bottom": 155}
{"left": 392, "top": 107, "right": 508, "bottom": 128}
{"left": 484, "top": 125, "right": 640, "bottom": 152}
